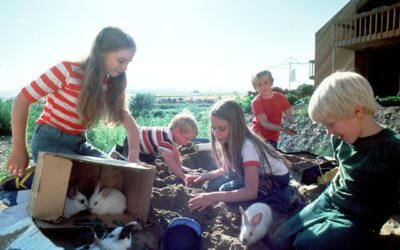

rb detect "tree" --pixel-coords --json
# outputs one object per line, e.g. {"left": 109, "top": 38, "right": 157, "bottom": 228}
{"left": 129, "top": 92, "right": 156, "bottom": 117}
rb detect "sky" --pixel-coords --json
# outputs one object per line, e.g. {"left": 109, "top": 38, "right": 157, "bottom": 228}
{"left": 0, "top": 0, "right": 350, "bottom": 94}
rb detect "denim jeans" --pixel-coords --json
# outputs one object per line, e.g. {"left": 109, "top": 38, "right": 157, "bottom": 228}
{"left": 31, "top": 123, "right": 107, "bottom": 163}
{"left": 207, "top": 170, "right": 244, "bottom": 192}
{"left": 208, "top": 170, "right": 292, "bottom": 213}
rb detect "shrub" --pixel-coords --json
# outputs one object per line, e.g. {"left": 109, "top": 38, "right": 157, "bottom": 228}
{"left": 375, "top": 96, "right": 400, "bottom": 107}
{"left": 235, "top": 91, "right": 256, "bottom": 114}
{"left": 286, "top": 93, "right": 299, "bottom": 105}
{"left": 129, "top": 92, "right": 156, "bottom": 117}
{"left": 0, "top": 99, "right": 12, "bottom": 135}
{"left": 296, "top": 84, "right": 315, "bottom": 97}
{"left": 272, "top": 86, "right": 285, "bottom": 94}
{"left": 294, "top": 96, "right": 311, "bottom": 116}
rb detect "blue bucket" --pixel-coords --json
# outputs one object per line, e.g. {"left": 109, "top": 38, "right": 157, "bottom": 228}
{"left": 163, "top": 217, "right": 202, "bottom": 250}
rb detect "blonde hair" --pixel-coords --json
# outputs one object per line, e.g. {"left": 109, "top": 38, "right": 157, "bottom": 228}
{"left": 308, "top": 71, "right": 380, "bottom": 123}
{"left": 209, "top": 99, "right": 286, "bottom": 177}
{"left": 251, "top": 70, "right": 274, "bottom": 90}
{"left": 77, "top": 26, "right": 136, "bottom": 128}
{"left": 168, "top": 110, "right": 198, "bottom": 136}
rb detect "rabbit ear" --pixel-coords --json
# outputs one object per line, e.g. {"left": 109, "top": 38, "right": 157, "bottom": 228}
{"left": 239, "top": 206, "right": 249, "bottom": 224}
{"left": 101, "top": 188, "right": 111, "bottom": 198}
{"left": 68, "top": 186, "right": 78, "bottom": 198}
{"left": 91, "top": 228, "right": 100, "bottom": 244}
{"left": 94, "top": 182, "right": 101, "bottom": 193}
{"left": 119, "top": 224, "right": 134, "bottom": 240}
{"left": 251, "top": 213, "right": 263, "bottom": 226}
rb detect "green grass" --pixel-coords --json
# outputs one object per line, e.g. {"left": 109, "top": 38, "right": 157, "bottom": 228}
{"left": 0, "top": 96, "right": 218, "bottom": 183}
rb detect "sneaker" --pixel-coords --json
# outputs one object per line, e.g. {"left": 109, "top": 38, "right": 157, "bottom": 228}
{"left": 0, "top": 166, "right": 35, "bottom": 191}
{"left": 109, "top": 151, "right": 127, "bottom": 161}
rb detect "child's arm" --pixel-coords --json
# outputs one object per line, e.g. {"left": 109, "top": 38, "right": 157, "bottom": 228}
{"left": 256, "top": 113, "right": 286, "bottom": 132}
{"left": 121, "top": 112, "right": 140, "bottom": 162}
{"left": 7, "top": 93, "right": 31, "bottom": 176}
{"left": 185, "top": 168, "right": 224, "bottom": 187}
{"left": 188, "top": 167, "right": 259, "bottom": 211}
{"left": 161, "top": 147, "right": 186, "bottom": 181}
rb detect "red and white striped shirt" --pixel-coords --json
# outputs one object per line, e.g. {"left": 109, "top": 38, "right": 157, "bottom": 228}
{"left": 21, "top": 61, "right": 108, "bottom": 134}
{"left": 139, "top": 127, "right": 176, "bottom": 156}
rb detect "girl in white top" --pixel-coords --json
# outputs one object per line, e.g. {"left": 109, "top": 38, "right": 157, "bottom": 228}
{"left": 186, "top": 99, "right": 292, "bottom": 212}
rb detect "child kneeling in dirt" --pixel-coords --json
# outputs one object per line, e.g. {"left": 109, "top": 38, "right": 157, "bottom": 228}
{"left": 185, "top": 99, "right": 295, "bottom": 213}
{"left": 117, "top": 111, "right": 198, "bottom": 182}
{"left": 272, "top": 71, "right": 400, "bottom": 250}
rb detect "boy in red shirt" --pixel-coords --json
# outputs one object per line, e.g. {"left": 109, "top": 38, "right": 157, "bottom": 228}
{"left": 250, "top": 70, "right": 296, "bottom": 148}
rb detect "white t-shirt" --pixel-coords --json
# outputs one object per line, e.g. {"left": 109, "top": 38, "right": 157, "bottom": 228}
{"left": 241, "top": 137, "right": 288, "bottom": 176}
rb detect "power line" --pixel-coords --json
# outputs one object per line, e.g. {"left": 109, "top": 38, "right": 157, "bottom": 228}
{"left": 269, "top": 57, "right": 308, "bottom": 90}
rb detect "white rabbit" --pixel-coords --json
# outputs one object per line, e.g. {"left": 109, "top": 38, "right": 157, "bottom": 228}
{"left": 88, "top": 182, "right": 126, "bottom": 215}
{"left": 239, "top": 202, "right": 273, "bottom": 245}
{"left": 63, "top": 186, "right": 88, "bottom": 218}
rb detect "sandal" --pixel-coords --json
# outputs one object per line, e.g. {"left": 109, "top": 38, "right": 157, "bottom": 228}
{"left": 0, "top": 166, "right": 35, "bottom": 191}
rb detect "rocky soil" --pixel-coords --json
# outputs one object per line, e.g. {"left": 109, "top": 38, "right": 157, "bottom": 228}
{"left": 128, "top": 106, "right": 400, "bottom": 250}
{"left": 279, "top": 106, "right": 400, "bottom": 155}
{"left": 1, "top": 106, "right": 400, "bottom": 249}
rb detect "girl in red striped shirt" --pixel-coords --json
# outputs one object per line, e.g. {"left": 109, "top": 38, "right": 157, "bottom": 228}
{"left": 7, "top": 26, "right": 140, "bottom": 177}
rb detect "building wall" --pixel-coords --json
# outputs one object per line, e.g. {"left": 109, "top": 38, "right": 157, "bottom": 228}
{"left": 314, "top": 0, "right": 357, "bottom": 84}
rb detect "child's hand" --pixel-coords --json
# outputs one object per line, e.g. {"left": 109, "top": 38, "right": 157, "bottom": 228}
{"left": 188, "top": 193, "right": 214, "bottom": 212}
{"left": 184, "top": 173, "right": 208, "bottom": 187}
{"left": 7, "top": 148, "right": 29, "bottom": 177}
{"left": 282, "top": 127, "right": 297, "bottom": 136}
{"left": 184, "top": 175, "right": 199, "bottom": 187}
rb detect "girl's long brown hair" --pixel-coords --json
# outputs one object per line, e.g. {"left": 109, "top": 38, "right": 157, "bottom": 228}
{"left": 209, "top": 99, "right": 286, "bottom": 177}
{"left": 77, "top": 26, "right": 136, "bottom": 128}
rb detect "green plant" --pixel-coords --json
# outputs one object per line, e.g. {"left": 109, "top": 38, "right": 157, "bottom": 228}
{"left": 286, "top": 92, "right": 299, "bottom": 105}
{"left": 294, "top": 96, "right": 311, "bottom": 116}
{"left": 296, "top": 84, "right": 314, "bottom": 97}
{"left": 375, "top": 96, "right": 400, "bottom": 107}
{"left": 235, "top": 91, "right": 256, "bottom": 114}
{"left": 129, "top": 92, "right": 156, "bottom": 117}
{"left": 87, "top": 123, "right": 127, "bottom": 152}
{"left": 0, "top": 99, "right": 12, "bottom": 135}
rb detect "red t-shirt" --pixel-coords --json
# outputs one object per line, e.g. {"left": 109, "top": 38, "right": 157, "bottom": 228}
{"left": 251, "top": 92, "right": 291, "bottom": 142}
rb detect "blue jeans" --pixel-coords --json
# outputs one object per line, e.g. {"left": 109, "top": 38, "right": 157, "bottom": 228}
{"left": 208, "top": 170, "right": 292, "bottom": 213}
{"left": 31, "top": 124, "right": 107, "bottom": 163}
{"left": 207, "top": 171, "right": 244, "bottom": 192}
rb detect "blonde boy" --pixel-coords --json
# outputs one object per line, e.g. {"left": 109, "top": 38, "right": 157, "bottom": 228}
{"left": 120, "top": 111, "right": 198, "bottom": 181}
{"left": 273, "top": 71, "right": 400, "bottom": 249}
{"left": 250, "top": 70, "right": 295, "bottom": 148}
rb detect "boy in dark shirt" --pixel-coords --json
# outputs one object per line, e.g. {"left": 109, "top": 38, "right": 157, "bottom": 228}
{"left": 273, "top": 71, "right": 400, "bottom": 250}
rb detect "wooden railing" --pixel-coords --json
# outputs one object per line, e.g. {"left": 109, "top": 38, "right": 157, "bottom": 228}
{"left": 333, "top": 3, "right": 400, "bottom": 47}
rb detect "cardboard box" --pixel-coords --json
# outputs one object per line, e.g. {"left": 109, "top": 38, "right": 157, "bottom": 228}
{"left": 28, "top": 152, "right": 156, "bottom": 228}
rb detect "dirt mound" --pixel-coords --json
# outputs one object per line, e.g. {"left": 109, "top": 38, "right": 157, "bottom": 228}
{"left": 133, "top": 145, "right": 338, "bottom": 250}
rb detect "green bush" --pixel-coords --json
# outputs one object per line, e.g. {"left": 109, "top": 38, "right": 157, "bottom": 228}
{"left": 0, "top": 99, "right": 12, "bottom": 135}
{"left": 87, "top": 123, "right": 127, "bottom": 153}
{"left": 286, "top": 93, "right": 299, "bottom": 105}
{"left": 129, "top": 92, "right": 156, "bottom": 117}
{"left": 375, "top": 96, "right": 400, "bottom": 107}
{"left": 294, "top": 96, "right": 311, "bottom": 116}
{"left": 235, "top": 91, "right": 256, "bottom": 114}
{"left": 296, "top": 84, "right": 314, "bottom": 97}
